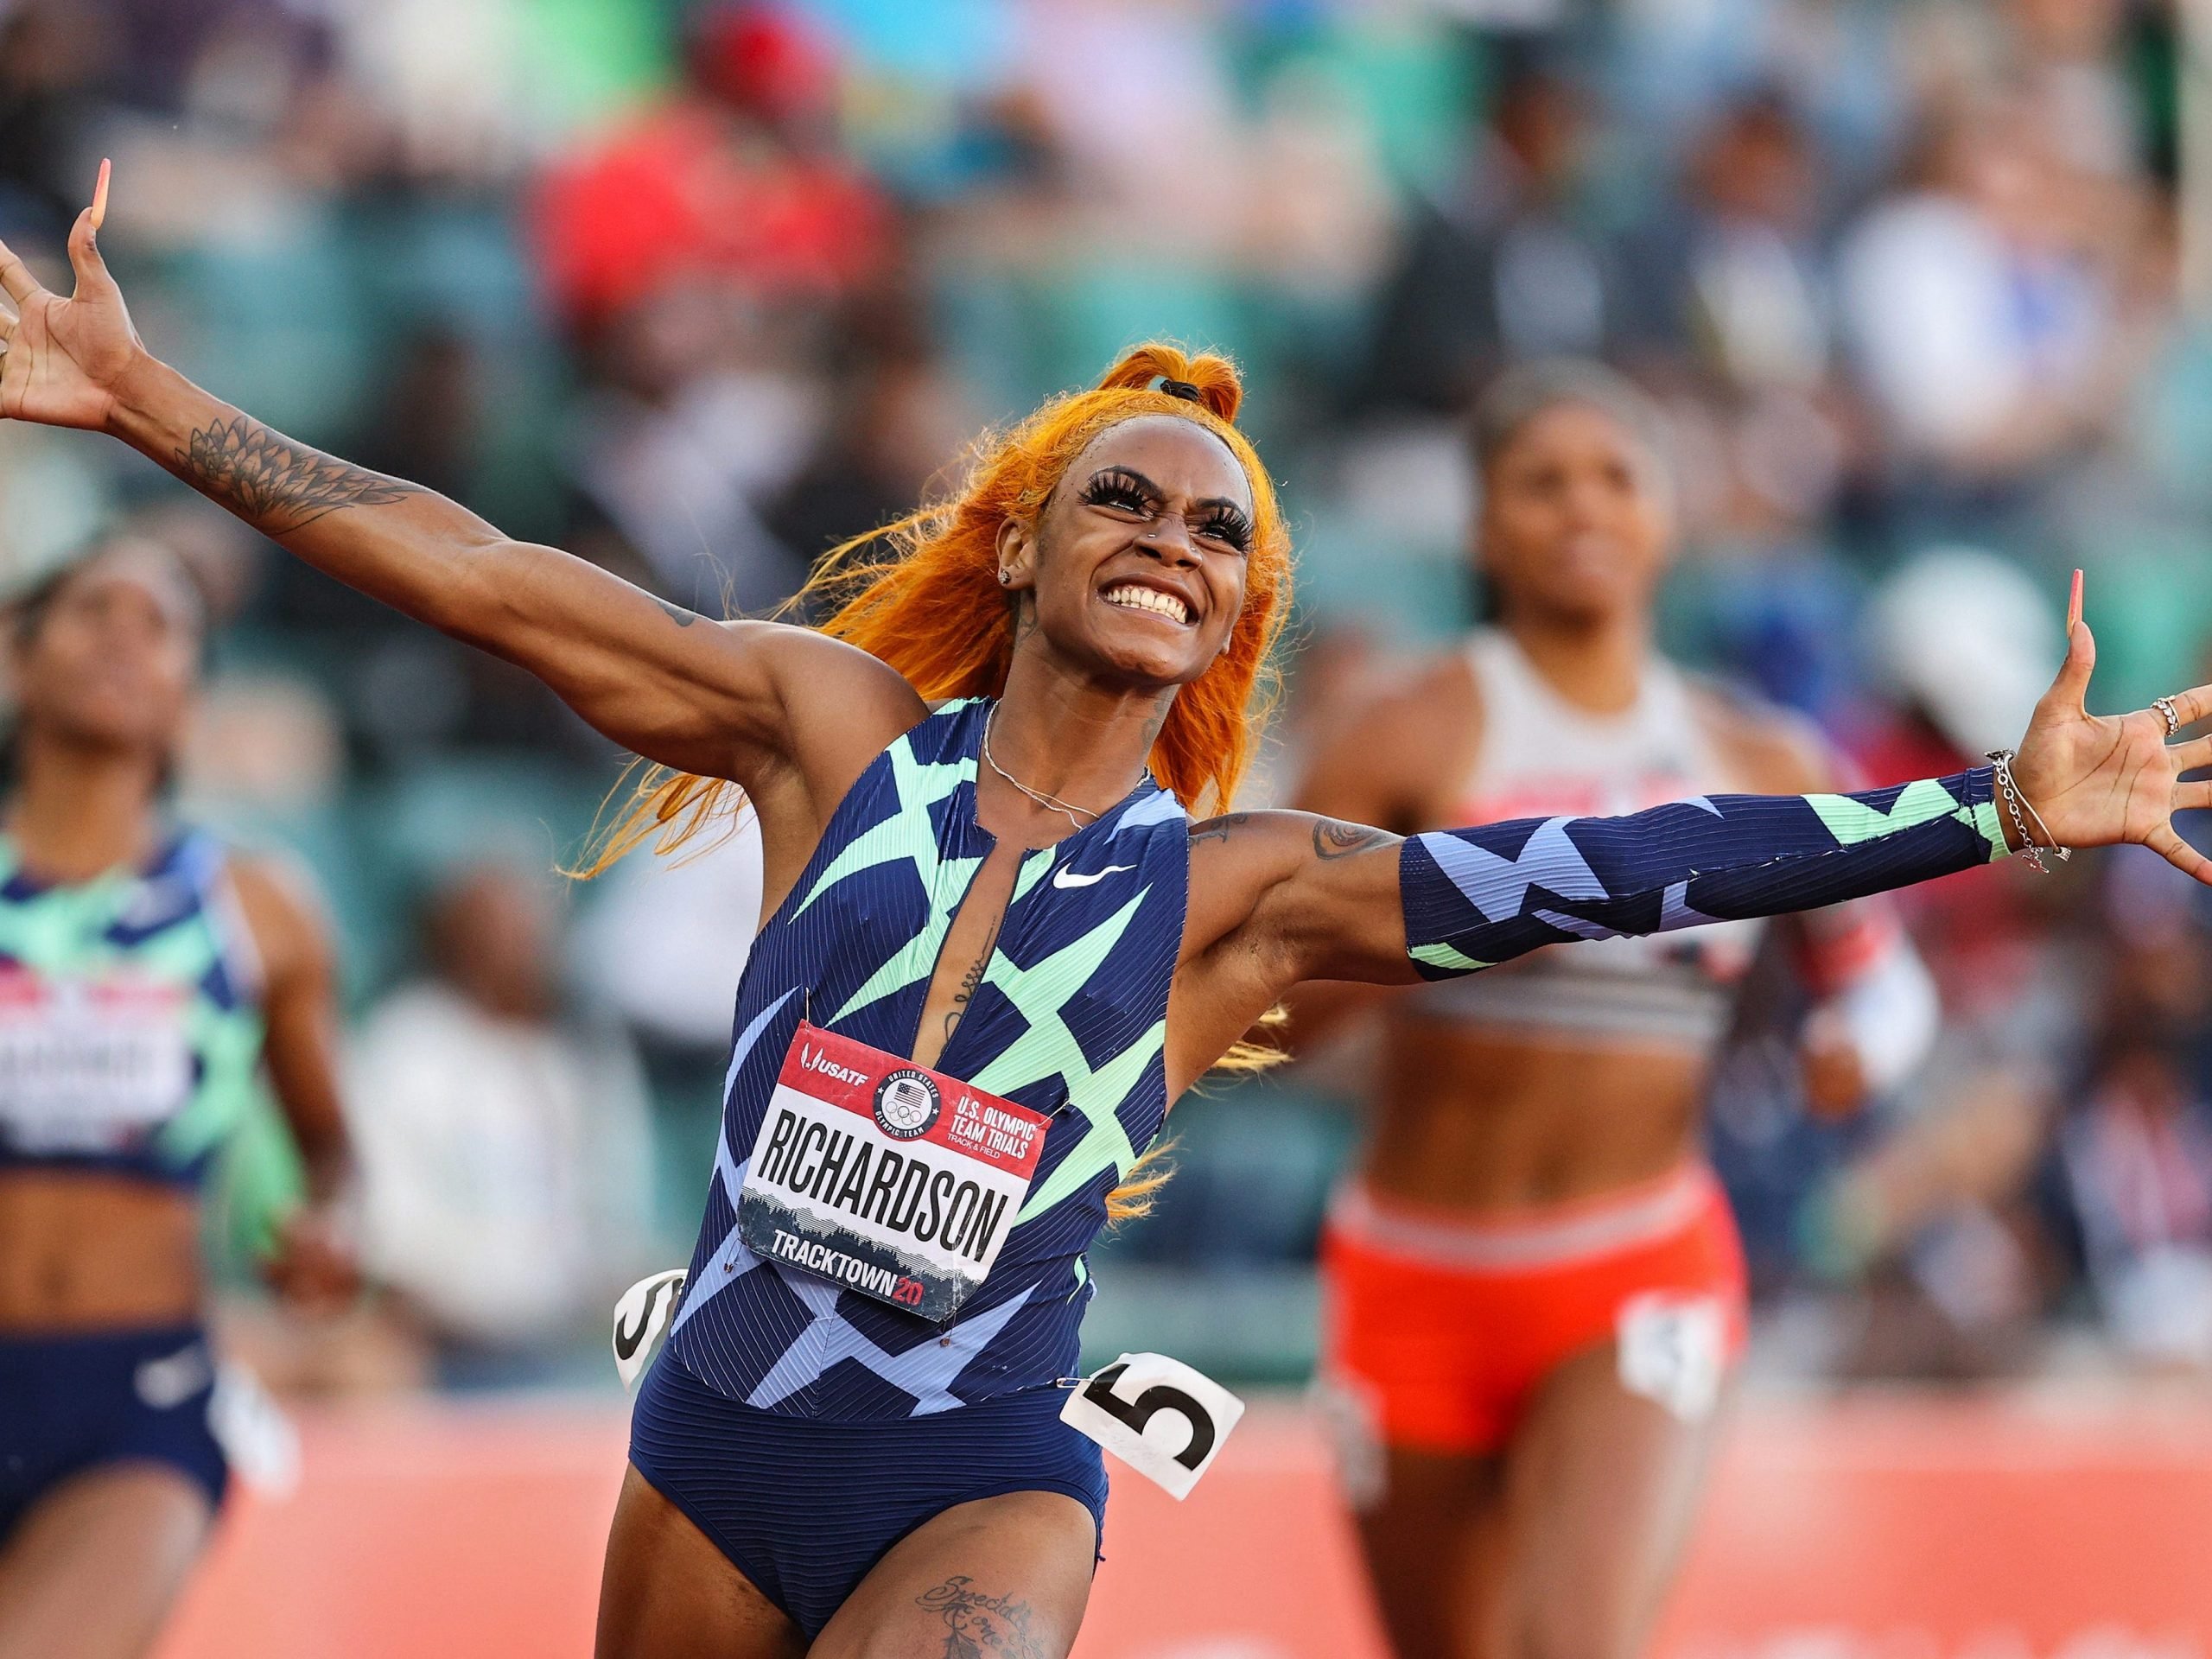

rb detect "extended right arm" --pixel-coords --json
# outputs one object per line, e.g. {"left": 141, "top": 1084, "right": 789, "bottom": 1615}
{"left": 0, "top": 189, "right": 910, "bottom": 785}
{"left": 111, "top": 358, "right": 789, "bottom": 777}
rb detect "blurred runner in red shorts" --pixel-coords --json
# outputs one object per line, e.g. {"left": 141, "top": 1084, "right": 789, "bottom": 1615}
{"left": 1293, "top": 361, "right": 1938, "bottom": 1659}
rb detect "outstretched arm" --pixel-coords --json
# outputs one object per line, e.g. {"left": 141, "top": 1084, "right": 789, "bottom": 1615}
{"left": 1175, "top": 607, "right": 2212, "bottom": 1084}
{"left": 1393, "top": 769, "right": 2008, "bottom": 980}
{"left": 0, "top": 171, "right": 903, "bottom": 784}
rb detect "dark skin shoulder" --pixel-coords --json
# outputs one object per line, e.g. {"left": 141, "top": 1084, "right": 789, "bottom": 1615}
{"left": 1255, "top": 647, "right": 1482, "bottom": 1052}
{"left": 1686, "top": 682, "right": 1837, "bottom": 796}
{"left": 1167, "top": 806, "right": 1416, "bottom": 1095}
{"left": 1290, "top": 648, "right": 1482, "bottom": 838}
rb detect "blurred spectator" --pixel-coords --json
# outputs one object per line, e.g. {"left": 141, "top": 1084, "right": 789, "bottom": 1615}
{"left": 563, "top": 283, "right": 823, "bottom": 614}
{"left": 2049, "top": 868, "right": 2212, "bottom": 1372}
{"left": 348, "top": 861, "right": 656, "bottom": 1382}
{"left": 1619, "top": 89, "right": 1853, "bottom": 679}
{"left": 533, "top": 1, "right": 887, "bottom": 334}
{"left": 0, "top": 0, "right": 105, "bottom": 241}
{"left": 1838, "top": 91, "right": 2159, "bottom": 519}
{"left": 1606, "top": 0, "right": 1910, "bottom": 186}
{"left": 1763, "top": 553, "right": 2089, "bottom": 1378}
{"left": 1858, "top": 547, "right": 2062, "bottom": 762}
{"left": 536, "top": 3, "right": 892, "bottom": 615}
{"left": 575, "top": 817, "right": 766, "bottom": 1062}
{"left": 1358, "top": 55, "right": 1627, "bottom": 414}
{"left": 1622, "top": 89, "right": 1834, "bottom": 397}
{"left": 2056, "top": 1003, "right": 2212, "bottom": 1371}
{"left": 2005, "top": 0, "right": 2143, "bottom": 181}
{"left": 766, "top": 332, "right": 974, "bottom": 573}
{"left": 1007, "top": 0, "right": 1243, "bottom": 238}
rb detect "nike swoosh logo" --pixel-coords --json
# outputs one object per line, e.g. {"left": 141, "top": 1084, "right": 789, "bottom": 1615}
{"left": 1052, "top": 863, "right": 1136, "bottom": 889}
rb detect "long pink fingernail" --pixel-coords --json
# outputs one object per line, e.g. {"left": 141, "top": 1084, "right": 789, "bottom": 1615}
{"left": 90, "top": 158, "right": 111, "bottom": 232}
{"left": 2068, "top": 568, "right": 2083, "bottom": 635}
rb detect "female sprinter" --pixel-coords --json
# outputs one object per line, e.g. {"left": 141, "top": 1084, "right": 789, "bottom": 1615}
{"left": 1292, "top": 361, "right": 1937, "bottom": 1659}
{"left": 4, "top": 179, "right": 2209, "bottom": 1659}
{"left": 0, "top": 535, "right": 354, "bottom": 1659}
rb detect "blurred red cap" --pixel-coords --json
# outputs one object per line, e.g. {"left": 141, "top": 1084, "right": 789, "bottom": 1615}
{"left": 690, "top": 3, "right": 841, "bottom": 127}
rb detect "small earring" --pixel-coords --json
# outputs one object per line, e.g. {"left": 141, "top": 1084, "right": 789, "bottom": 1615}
{"left": 997, "top": 569, "right": 1012, "bottom": 586}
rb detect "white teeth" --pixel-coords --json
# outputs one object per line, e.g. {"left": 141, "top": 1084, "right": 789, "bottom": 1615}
{"left": 1103, "top": 584, "right": 1192, "bottom": 624}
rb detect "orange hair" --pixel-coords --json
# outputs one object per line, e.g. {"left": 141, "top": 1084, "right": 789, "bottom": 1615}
{"left": 582, "top": 343, "right": 1295, "bottom": 1217}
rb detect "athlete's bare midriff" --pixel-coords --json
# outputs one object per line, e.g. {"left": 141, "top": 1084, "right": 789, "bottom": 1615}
{"left": 1360, "top": 1007, "right": 1707, "bottom": 1211}
{"left": 0, "top": 1170, "right": 202, "bottom": 1330}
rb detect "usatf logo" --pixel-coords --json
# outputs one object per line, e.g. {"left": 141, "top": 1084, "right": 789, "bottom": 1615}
{"left": 872, "top": 1069, "right": 941, "bottom": 1140}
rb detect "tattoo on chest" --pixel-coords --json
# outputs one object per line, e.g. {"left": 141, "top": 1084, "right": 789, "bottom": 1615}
{"left": 175, "top": 416, "right": 422, "bottom": 533}
{"left": 942, "top": 915, "right": 1003, "bottom": 1041}
{"left": 1312, "top": 818, "right": 1395, "bottom": 860}
{"left": 915, "top": 1577, "right": 1046, "bottom": 1658}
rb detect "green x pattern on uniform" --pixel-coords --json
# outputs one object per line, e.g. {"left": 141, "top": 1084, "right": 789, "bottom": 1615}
{"left": 784, "top": 728, "right": 982, "bottom": 1024}
{"left": 960, "top": 889, "right": 1160, "bottom": 1223}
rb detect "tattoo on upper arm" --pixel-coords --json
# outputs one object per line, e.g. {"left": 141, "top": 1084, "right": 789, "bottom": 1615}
{"left": 1189, "top": 811, "right": 1250, "bottom": 848}
{"left": 655, "top": 597, "right": 700, "bottom": 628}
{"left": 175, "top": 416, "right": 422, "bottom": 534}
{"left": 1312, "top": 819, "right": 1396, "bottom": 861}
{"left": 915, "top": 1577, "right": 1046, "bottom": 1657}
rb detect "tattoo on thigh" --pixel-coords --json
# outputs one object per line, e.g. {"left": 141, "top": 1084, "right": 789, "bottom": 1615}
{"left": 656, "top": 597, "right": 699, "bottom": 628}
{"left": 1311, "top": 819, "right": 1395, "bottom": 861}
{"left": 914, "top": 1576, "right": 1048, "bottom": 1658}
{"left": 175, "top": 416, "right": 422, "bottom": 534}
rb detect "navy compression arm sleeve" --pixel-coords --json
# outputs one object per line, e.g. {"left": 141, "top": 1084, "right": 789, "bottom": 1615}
{"left": 1401, "top": 769, "right": 2008, "bottom": 977}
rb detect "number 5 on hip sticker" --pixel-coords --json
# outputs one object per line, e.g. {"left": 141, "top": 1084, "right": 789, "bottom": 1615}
{"left": 1061, "top": 1351, "right": 1243, "bottom": 1499}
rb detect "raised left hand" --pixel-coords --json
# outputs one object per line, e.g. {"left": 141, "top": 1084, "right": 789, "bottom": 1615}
{"left": 0, "top": 160, "right": 148, "bottom": 433}
{"left": 2012, "top": 575, "right": 2212, "bottom": 881}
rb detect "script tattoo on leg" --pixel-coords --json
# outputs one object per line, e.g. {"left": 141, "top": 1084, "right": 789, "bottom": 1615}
{"left": 1311, "top": 819, "right": 1396, "bottom": 861}
{"left": 175, "top": 416, "right": 422, "bottom": 534}
{"left": 915, "top": 1577, "right": 1048, "bottom": 1658}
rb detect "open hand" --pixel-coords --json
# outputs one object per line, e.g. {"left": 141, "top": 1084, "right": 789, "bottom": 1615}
{"left": 2012, "top": 572, "right": 2212, "bottom": 881}
{"left": 0, "top": 160, "right": 147, "bottom": 432}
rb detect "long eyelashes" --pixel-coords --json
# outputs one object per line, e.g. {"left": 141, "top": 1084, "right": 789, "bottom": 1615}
{"left": 1079, "top": 468, "right": 1252, "bottom": 553}
{"left": 1079, "top": 468, "right": 1158, "bottom": 515}
{"left": 1195, "top": 506, "right": 1252, "bottom": 553}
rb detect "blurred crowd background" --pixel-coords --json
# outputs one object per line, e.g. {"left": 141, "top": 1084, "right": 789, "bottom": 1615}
{"left": 6, "top": 0, "right": 2212, "bottom": 1396}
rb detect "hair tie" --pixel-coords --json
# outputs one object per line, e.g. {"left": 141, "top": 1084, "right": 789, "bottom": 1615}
{"left": 1157, "top": 378, "right": 1202, "bottom": 404}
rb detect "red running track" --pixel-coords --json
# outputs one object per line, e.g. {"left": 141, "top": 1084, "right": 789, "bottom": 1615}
{"left": 155, "top": 1394, "right": 2212, "bottom": 1658}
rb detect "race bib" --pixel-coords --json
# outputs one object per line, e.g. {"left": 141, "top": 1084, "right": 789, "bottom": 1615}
{"left": 1616, "top": 1291, "right": 1728, "bottom": 1422}
{"left": 1061, "top": 1351, "right": 1244, "bottom": 1500}
{"left": 611, "top": 1269, "right": 689, "bottom": 1389}
{"left": 207, "top": 1363, "right": 302, "bottom": 1499}
{"left": 0, "top": 969, "right": 191, "bottom": 1154}
{"left": 737, "top": 1023, "right": 1050, "bottom": 1322}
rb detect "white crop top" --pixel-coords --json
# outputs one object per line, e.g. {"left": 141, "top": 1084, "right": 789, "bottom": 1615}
{"left": 1403, "top": 630, "right": 1765, "bottom": 1052}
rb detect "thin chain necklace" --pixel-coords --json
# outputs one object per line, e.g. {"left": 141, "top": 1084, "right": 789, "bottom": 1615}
{"left": 981, "top": 706, "right": 1128, "bottom": 832}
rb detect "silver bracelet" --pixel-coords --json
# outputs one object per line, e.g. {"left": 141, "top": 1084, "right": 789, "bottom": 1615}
{"left": 1986, "top": 749, "right": 2070, "bottom": 874}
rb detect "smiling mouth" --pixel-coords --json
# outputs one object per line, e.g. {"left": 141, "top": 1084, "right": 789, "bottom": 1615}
{"left": 1101, "top": 583, "right": 1195, "bottom": 626}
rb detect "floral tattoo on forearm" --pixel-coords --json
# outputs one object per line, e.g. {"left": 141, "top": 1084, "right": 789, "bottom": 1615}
{"left": 175, "top": 416, "right": 422, "bottom": 534}
{"left": 914, "top": 1576, "right": 1047, "bottom": 1658}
